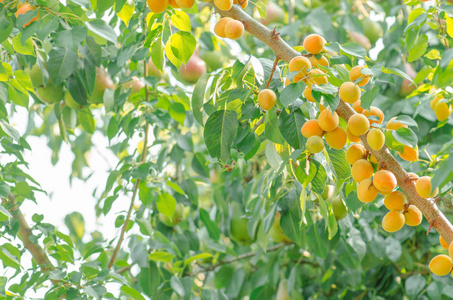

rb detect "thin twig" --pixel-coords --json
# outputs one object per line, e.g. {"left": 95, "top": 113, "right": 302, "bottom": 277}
{"left": 266, "top": 56, "right": 280, "bottom": 89}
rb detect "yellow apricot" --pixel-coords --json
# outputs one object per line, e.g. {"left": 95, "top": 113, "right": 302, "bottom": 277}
{"left": 384, "top": 191, "right": 406, "bottom": 211}
{"left": 373, "top": 170, "right": 397, "bottom": 194}
{"left": 382, "top": 210, "right": 405, "bottom": 233}
{"left": 449, "top": 241, "right": 453, "bottom": 259}
{"left": 148, "top": 0, "right": 169, "bottom": 13}
{"left": 303, "top": 86, "right": 316, "bottom": 102}
{"left": 429, "top": 255, "right": 453, "bottom": 276}
{"left": 175, "top": 0, "right": 195, "bottom": 8}
{"left": 415, "top": 176, "right": 438, "bottom": 198}
{"left": 225, "top": 20, "right": 245, "bottom": 40}
{"left": 369, "top": 153, "right": 378, "bottom": 164}
{"left": 346, "top": 127, "right": 360, "bottom": 143}
{"left": 214, "top": 17, "right": 233, "bottom": 38}
{"left": 289, "top": 56, "right": 312, "bottom": 79}
{"left": 324, "top": 127, "right": 347, "bottom": 150}
{"left": 301, "top": 119, "right": 324, "bottom": 138}
{"left": 233, "top": 0, "right": 248, "bottom": 9}
{"left": 440, "top": 236, "right": 449, "bottom": 250}
{"left": 318, "top": 110, "right": 339, "bottom": 132}
{"left": 386, "top": 117, "right": 408, "bottom": 131}
{"left": 303, "top": 34, "right": 326, "bottom": 54}
{"left": 348, "top": 113, "right": 370, "bottom": 136}
{"left": 367, "top": 128, "right": 385, "bottom": 151}
{"left": 318, "top": 104, "right": 326, "bottom": 112}
{"left": 214, "top": 0, "right": 234, "bottom": 10}
{"left": 404, "top": 205, "right": 423, "bottom": 226}
{"left": 430, "top": 95, "right": 443, "bottom": 110}
{"left": 434, "top": 101, "right": 451, "bottom": 122}
{"left": 306, "top": 136, "right": 325, "bottom": 153}
{"left": 339, "top": 82, "right": 361, "bottom": 104}
{"left": 258, "top": 89, "right": 277, "bottom": 110}
{"left": 351, "top": 159, "right": 374, "bottom": 183}
{"left": 362, "top": 106, "right": 384, "bottom": 125}
{"left": 352, "top": 100, "right": 363, "bottom": 113}
{"left": 357, "top": 178, "right": 378, "bottom": 203}
{"left": 349, "top": 66, "right": 370, "bottom": 86}
{"left": 308, "top": 55, "right": 329, "bottom": 68}
{"left": 346, "top": 144, "right": 366, "bottom": 165}
{"left": 305, "top": 69, "right": 328, "bottom": 86}
{"left": 398, "top": 145, "right": 418, "bottom": 162}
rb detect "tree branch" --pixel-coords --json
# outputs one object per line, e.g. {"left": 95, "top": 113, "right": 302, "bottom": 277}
{"left": 214, "top": 3, "right": 453, "bottom": 244}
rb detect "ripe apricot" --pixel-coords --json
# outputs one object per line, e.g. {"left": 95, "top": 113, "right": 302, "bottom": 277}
{"left": 284, "top": 77, "right": 291, "bottom": 86}
{"left": 347, "top": 113, "right": 369, "bottom": 136}
{"left": 449, "top": 241, "right": 453, "bottom": 259}
{"left": 318, "top": 104, "right": 326, "bottom": 112}
{"left": 318, "top": 110, "right": 339, "bottom": 132}
{"left": 352, "top": 100, "right": 363, "bottom": 113}
{"left": 434, "top": 101, "right": 451, "bottom": 122}
{"left": 398, "top": 145, "right": 418, "bottom": 162}
{"left": 214, "top": 17, "right": 233, "bottom": 38}
{"left": 430, "top": 95, "right": 443, "bottom": 110}
{"left": 306, "top": 136, "right": 325, "bottom": 153}
{"left": 367, "top": 128, "right": 385, "bottom": 151}
{"left": 415, "top": 176, "right": 438, "bottom": 198}
{"left": 15, "top": 3, "right": 39, "bottom": 27}
{"left": 362, "top": 106, "right": 384, "bottom": 125}
{"left": 429, "top": 255, "right": 453, "bottom": 276}
{"left": 169, "top": 0, "right": 180, "bottom": 8}
{"left": 225, "top": 20, "right": 244, "bottom": 40}
{"left": 346, "top": 127, "right": 360, "bottom": 143}
{"left": 351, "top": 159, "right": 373, "bottom": 183}
{"left": 346, "top": 143, "right": 366, "bottom": 165}
{"left": 303, "top": 86, "right": 316, "bottom": 102}
{"left": 289, "top": 56, "right": 312, "bottom": 79}
{"left": 369, "top": 153, "right": 378, "bottom": 164}
{"left": 386, "top": 117, "right": 407, "bottom": 131}
{"left": 349, "top": 66, "right": 370, "bottom": 86}
{"left": 382, "top": 211, "right": 405, "bottom": 233}
{"left": 308, "top": 55, "right": 329, "bottom": 68}
{"left": 303, "top": 34, "right": 326, "bottom": 54}
{"left": 325, "top": 127, "right": 347, "bottom": 150}
{"left": 357, "top": 178, "right": 378, "bottom": 203}
{"left": 384, "top": 191, "right": 406, "bottom": 211}
{"left": 175, "top": 0, "right": 195, "bottom": 8}
{"left": 408, "top": 172, "right": 419, "bottom": 180}
{"left": 233, "top": 0, "right": 248, "bottom": 8}
{"left": 404, "top": 205, "right": 422, "bottom": 226}
{"left": 339, "top": 82, "right": 361, "bottom": 104}
{"left": 148, "top": 0, "right": 169, "bottom": 13}
{"left": 301, "top": 119, "right": 324, "bottom": 138}
{"left": 440, "top": 236, "right": 449, "bottom": 250}
{"left": 258, "top": 89, "right": 277, "bottom": 110}
{"left": 214, "top": 0, "right": 234, "bottom": 11}
{"left": 305, "top": 69, "right": 328, "bottom": 86}
{"left": 373, "top": 170, "right": 397, "bottom": 193}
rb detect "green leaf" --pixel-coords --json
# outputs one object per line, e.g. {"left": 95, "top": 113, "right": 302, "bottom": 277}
{"left": 360, "top": 86, "right": 379, "bottom": 110}
{"left": 381, "top": 67, "right": 415, "bottom": 84}
{"left": 85, "top": 20, "right": 118, "bottom": 46}
{"left": 170, "top": 10, "right": 191, "bottom": 32}
{"left": 278, "top": 109, "right": 305, "bottom": 149}
{"left": 11, "top": 34, "right": 34, "bottom": 55}
{"left": 0, "top": 205, "right": 12, "bottom": 222}
{"left": 305, "top": 222, "right": 328, "bottom": 259}
{"left": 0, "top": 182, "right": 10, "bottom": 198}
{"left": 0, "top": 120, "right": 20, "bottom": 142}
{"left": 47, "top": 47, "right": 78, "bottom": 86}
{"left": 203, "top": 110, "right": 238, "bottom": 162}
{"left": 391, "top": 127, "right": 417, "bottom": 148}
{"left": 405, "top": 275, "right": 426, "bottom": 297}
{"left": 264, "top": 141, "right": 283, "bottom": 170}
{"left": 280, "top": 210, "right": 302, "bottom": 245}
{"left": 280, "top": 81, "right": 304, "bottom": 107}
{"left": 156, "top": 192, "right": 176, "bottom": 219}
{"left": 116, "top": 1, "right": 135, "bottom": 26}
{"left": 192, "top": 73, "right": 210, "bottom": 126}
{"left": 166, "top": 180, "right": 185, "bottom": 195}
{"left": 148, "top": 251, "right": 175, "bottom": 262}
{"left": 408, "top": 34, "right": 428, "bottom": 62}
{"left": 77, "top": 108, "right": 96, "bottom": 133}
{"left": 327, "top": 149, "right": 351, "bottom": 179}
{"left": 340, "top": 42, "right": 367, "bottom": 59}
{"left": 265, "top": 108, "right": 286, "bottom": 145}
{"left": 199, "top": 208, "right": 220, "bottom": 241}
{"left": 165, "top": 31, "right": 196, "bottom": 68}
{"left": 169, "top": 102, "right": 186, "bottom": 125}
{"left": 120, "top": 286, "right": 146, "bottom": 300}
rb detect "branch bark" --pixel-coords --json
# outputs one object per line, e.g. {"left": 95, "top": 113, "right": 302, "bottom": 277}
{"left": 213, "top": 3, "right": 453, "bottom": 243}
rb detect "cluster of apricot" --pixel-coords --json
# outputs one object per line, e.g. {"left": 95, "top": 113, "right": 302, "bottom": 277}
{"left": 432, "top": 237, "right": 453, "bottom": 276}
{"left": 214, "top": 17, "right": 245, "bottom": 40}
{"left": 429, "top": 93, "right": 452, "bottom": 122}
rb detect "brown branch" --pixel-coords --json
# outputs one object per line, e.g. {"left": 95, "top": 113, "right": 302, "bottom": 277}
{"left": 213, "top": 3, "right": 453, "bottom": 244}
{"left": 266, "top": 56, "right": 280, "bottom": 89}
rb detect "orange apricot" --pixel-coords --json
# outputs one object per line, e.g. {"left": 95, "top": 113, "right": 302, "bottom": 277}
{"left": 386, "top": 117, "right": 408, "bottom": 131}
{"left": 384, "top": 191, "right": 406, "bottom": 211}
{"left": 382, "top": 210, "right": 405, "bottom": 232}
{"left": 303, "top": 86, "right": 316, "bottom": 102}
{"left": 289, "top": 56, "right": 312, "bottom": 79}
{"left": 318, "top": 110, "right": 339, "bottom": 132}
{"left": 306, "top": 136, "right": 325, "bottom": 153}
{"left": 449, "top": 241, "right": 453, "bottom": 259}
{"left": 347, "top": 113, "right": 370, "bottom": 136}
{"left": 373, "top": 170, "right": 397, "bottom": 194}
{"left": 15, "top": 3, "right": 39, "bottom": 27}
{"left": 258, "top": 89, "right": 277, "bottom": 110}
{"left": 440, "top": 236, "right": 449, "bottom": 250}
{"left": 404, "top": 205, "right": 423, "bottom": 226}
{"left": 398, "top": 145, "right": 418, "bottom": 162}
{"left": 308, "top": 55, "right": 329, "bottom": 68}
{"left": 346, "top": 143, "right": 366, "bottom": 165}
{"left": 305, "top": 69, "right": 328, "bottom": 86}
{"left": 169, "top": 0, "right": 180, "bottom": 8}
{"left": 301, "top": 119, "right": 324, "bottom": 138}
{"left": 175, "top": 0, "right": 195, "bottom": 8}
{"left": 339, "top": 82, "right": 361, "bottom": 104}
{"left": 148, "top": 0, "right": 169, "bottom": 13}
{"left": 346, "top": 127, "right": 360, "bottom": 143}
{"left": 214, "top": 0, "right": 234, "bottom": 11}
{"left": 429, "top": 255, "right": 453, "bottom": 276}
{"left": 415, "top": 176, "right": 438, "bottom": 198}
{"left": 349, "top": 66, "right": 370, "bottom": 86}
{"left": 233, "top": 0, "right": 248, "bottom": 9}
{"left": 225, "top": 20, "right": 245, "bottom": 40}
{"left": 367, "top": 128, "right": 385, "bottom": 151}
{"left": 362, "top": 106, "right": 384, "bottom": 125}
{"left": 214, "top": 17, "right": 233, "bottom": 38}
{"left": 351, "top": 159, "right": 374, "bottom": 183}
{"left": 324, "top": 127, "right": 347, "bottom": 150}
{"left": 357, "top": 178, "right": 378, "bottom": 203}
{"left": 318, "top": 104, "right": 326, "bottom": 112}
{"left": 352, "top": 100, "right": 363, "bottom": 113}
{"left": 303, "top": 34, "right": 326, "bottom": 54}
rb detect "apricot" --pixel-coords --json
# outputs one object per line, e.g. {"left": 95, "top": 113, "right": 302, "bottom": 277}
{"left": 415, "top": 176, "right": 438, "bottom": 198}
{"left": 214, "top": 0, "right": 234, "bottom": 11}
{"left": 369, "top": 153, "right": 378, "bottom": 164}
{"left": 318, "top": 110, "right": 339, "bottom": 132}
{"left": 303, "top": 86, "right": 316, "bottom": 102}
{"left": 225, "top": 20, "right": 244, "bottom": 40}
{"left": 15, "top": 3, "right": 39, "bottom": 27}
{"left": 404, "top": 205, "right": 423, "bottom": 226}
{"left": 318, "top": 104, "right": 326, "bottom": 112}
{"left": 347, "top": 113, "right": 370, "bottom": 136}
{"left": 408, "top": 172, "right": 419, "bottom": 180}
{"left": 367, "top": 128, "right": 385, "bottom": 151}
{"left": 430, "top": 95, "right": 443, "bottom": 110}
{"left": 306, "top": 69, "right": 328, "bottom": 86}
{"left": 352, "top": 100, "right": 363, "bottom": 113}
{"left": 169, "top": 0, "right": 180, "bottom": 8}
{"left": 346, "top": 144, "right": 366, "bottom": 165}
{"left": 148, "top": 0, "right": 169, "bottom": 13}
{"left": 384, "top": 191, "right": 406, "bottom": 211}
{"left": 301, "top": 119, "right": 324, "bottom": 138}
{"left": 449, "top": 241, "right": 453, "bottom": 259}
{"left": 289, "top": 56, "right": 312, "bottom": 79}
{"left": 308, "top": 55, "right": 329, "bottom": 68}
{"left": 382, "top": 210, "right": 405, "bottom": 233}
{"left": 324, "top": 127, "right": 347, "bottom": 150}
{"left": 233, "top": 0, "right": 248, "bottom": 9}
{"left": 440, "top": 236, "right": 449, "bottom": 250}
{"left": 362, "top": 106, "right": 384, "bottom": 124}
{"left": 429, "top": 255, "right": 453, "bottom": 276}
{"left": 214, "top": 17, "right": 233, "bottom": 38}
{"left": 306, "top": 136, "right": 325, "bottom": 153}
{"left": 386, "top": 117, "right": 407, "bottom": 131}
{"left": 175, "top": 0, "right": 195, "bottom": 8}
{"left": 346, "top": 127, "right": 360, "bottom": 143}
{"left": 357, "top": 178, "right": 378, "bottom": 203}
{"left": 303, "top": 34, "right": 326, "bottom": 54}
{"left": 351, "top": 159, "right": 373, "bottom": 183}
{"left": 339, "top": 82, "right": 361, "bottom": 104}
{"left": 398, "top": 145, "right": 418, "bottom": 162}
{"left": 284, "top": 77, "right": 291, "bottom": 86}
{"left": 258, "top": 89, "right": 277, "bottom": 110}
{"left": 434, "top": 101, "right": 451, "bottom": 122}
{"left": 373, "top": 170, "right": 397, "bottom": 193}
{"left": 349, "top": 66, "right": 370, "bottom": 86}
